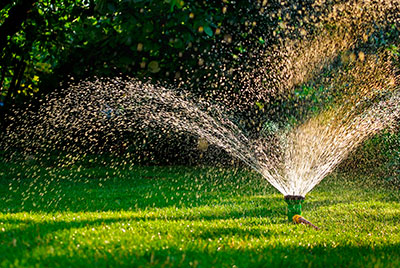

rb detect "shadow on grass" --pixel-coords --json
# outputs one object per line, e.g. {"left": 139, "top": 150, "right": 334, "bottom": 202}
{"left": 0, "top": 162, "right": 277, "bottom": 213}
{"left": 0, "top": 209, "right": 287, "bottom": 266}
{"left": 1, "top": 172, "right": 358, "bottom": 215}
{"left": 129, "top": 243, "right": 400, "bottom": 268}
{"left": 2, "top": 216, "right": 399, "bottom": 268}
{"left": 3, "top": 158, "right": 393, "bottom": 215}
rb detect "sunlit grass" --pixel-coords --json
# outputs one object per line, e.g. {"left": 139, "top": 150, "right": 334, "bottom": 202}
{"left": 1, "top": 159, "right": 399, "bottom": 267}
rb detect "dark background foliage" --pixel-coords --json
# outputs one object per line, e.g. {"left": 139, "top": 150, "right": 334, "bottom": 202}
{"left": 0, "top": 0, "right": 399, "bottom": 171}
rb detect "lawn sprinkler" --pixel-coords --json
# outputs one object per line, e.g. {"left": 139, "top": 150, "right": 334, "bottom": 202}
{"left": 284, "top": 195, "right": 305, "bottom": 222}
{"left": 284, "top": 195, "right": 320, "bottom": 230}
{"left": 293, "top": 215, "right": 320, "bottom": 230}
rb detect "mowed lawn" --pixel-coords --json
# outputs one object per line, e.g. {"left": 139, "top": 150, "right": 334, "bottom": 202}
{"left": 0, "top": 159, "right": 399, "bottom": 267}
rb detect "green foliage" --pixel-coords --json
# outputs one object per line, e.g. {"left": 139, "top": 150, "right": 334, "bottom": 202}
{"left": 0, "top": 0, "right": 287, "bottom": 116}
{"left": 0, "top": 0, "right": 231, "bottom": 107}
{"left": 1, "top": 0, "right": 92, "bottom": 104}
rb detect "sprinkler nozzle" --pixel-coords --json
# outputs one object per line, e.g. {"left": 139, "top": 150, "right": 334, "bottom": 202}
{"left": 293, "top": 215, "right": 320, "bottom": 230}
{"left": 284, "top": 195, "right": 305, "bottom": 222}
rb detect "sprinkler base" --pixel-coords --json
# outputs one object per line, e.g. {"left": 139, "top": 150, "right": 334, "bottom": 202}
{"left": 284, "top": 195, "right": 305, "bottom": 222}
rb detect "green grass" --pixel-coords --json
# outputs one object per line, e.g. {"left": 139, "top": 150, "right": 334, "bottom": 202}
{"left": 0, "top": 159, "right": 399, "bottom": 267}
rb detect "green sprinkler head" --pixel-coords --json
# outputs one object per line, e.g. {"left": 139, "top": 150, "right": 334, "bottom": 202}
{"left": 284, "top": 195, "right": 305, "bottom": 222}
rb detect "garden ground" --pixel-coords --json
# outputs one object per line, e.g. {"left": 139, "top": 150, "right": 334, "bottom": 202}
{"left": 0, "top": 159, "right": 399, "bottom": 267}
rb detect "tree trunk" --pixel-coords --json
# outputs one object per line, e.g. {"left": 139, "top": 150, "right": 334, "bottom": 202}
{"left": 5, "top": 57, "right": 26, "bottom": 106}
